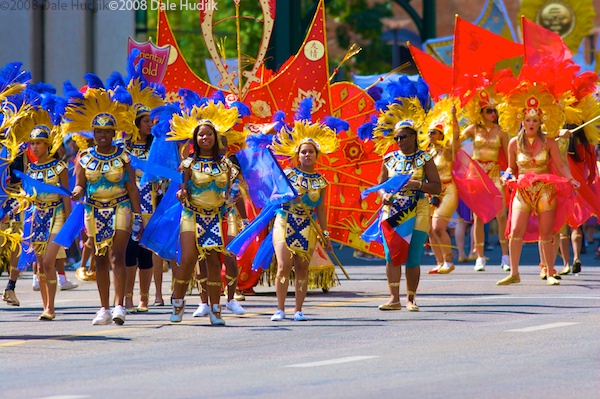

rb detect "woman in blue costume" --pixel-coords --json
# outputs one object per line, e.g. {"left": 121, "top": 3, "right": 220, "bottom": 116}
{"left": 167, "top": 101, "right": 244, "bottom": 325}
{"left": 0, "top": 62, "right": 32, "bottom": 307}
{"left": 361, "top": 95, "right": 441, "bottom": 312}
{"left": 119, "top": 73, "right": 165, "bottom": 314}
{"left": 66, "top": 85, "right": 143, "bottom": 325}
{"left": 124, "top": 106, "right": 157, "bottom": 313}
{"left": 20, "top": 103, "right": 71, "bottom": 320}
{"left": 192, "top": 143, "right": 247, "bottom": 318}
{"left": 268, "top": 112, "right": 343, "bottom": 322}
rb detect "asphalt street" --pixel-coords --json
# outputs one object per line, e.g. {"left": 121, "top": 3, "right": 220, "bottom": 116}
{"left": 2, "top": 242, "right": 599, "bottom": 399}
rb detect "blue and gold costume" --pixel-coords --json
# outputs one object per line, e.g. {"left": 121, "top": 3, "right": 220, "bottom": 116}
{"left": 382, "top": 150, "right": 432, "bottom": 267}
{"left": 28, "top": 158, "right": 68, "bottom": 253}
{"left": 79, "top": 146, "right": 132, "bottom": 255}
{"left": 180, "top": 155, "right": 230, "bottom": 259}
{"left": 273, "top": 167, "right": 327, "bottom": 258}
{"left": 270, "top": 167, "right": 337, "bottom": 290}
{"left": 130, "top": 142, "right": 156, "bottom": 225}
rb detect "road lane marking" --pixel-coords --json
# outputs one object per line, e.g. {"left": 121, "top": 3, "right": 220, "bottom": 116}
{"left": 36, "top": 396, "right": 90, "bottom": 399}
{"left": 506, "top": 322, "right": 579, "bottom": 332}
{"left": 285, "top": 356, "right": 378, "bottom": 368}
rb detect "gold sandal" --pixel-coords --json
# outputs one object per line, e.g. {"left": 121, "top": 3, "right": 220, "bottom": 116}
{"left": 378, "top": 302, "right": 401, "bottom": 311}
{"left": 405, "top": 290, "right": 419, "bottom": 312}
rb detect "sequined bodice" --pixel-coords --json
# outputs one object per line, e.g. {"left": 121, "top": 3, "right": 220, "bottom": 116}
{"left": 130, "top": 142, "right": 149, "bottom": 182}
{"left": 384, "top": 150, "right": 431, "bottom": 196}
{"left": 79, "top": 146, "right": 129, "bottom": 200}
{"left": 182, "top": 156, "right": 229, "bottom": 209}
{"left": 285, "top": 167, "right": 327, "bottom": 210}
{"left": 27, "top": 158, "right": 66, "bottom": 203}
{"left": 472, "top": 127, "right": 501, "bottom": 162}
{"left": 516, "top": 148, "right": 550, "bottom": 175}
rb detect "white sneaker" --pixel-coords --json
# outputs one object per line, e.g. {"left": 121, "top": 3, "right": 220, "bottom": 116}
{"left": 293, "top": 311, "right": 308, "bottom": 321}
{"left": 271, "top": 309, "right": 285, "bottom": 321}
{"left": 171, "top": 299, "right": 186, "bottom": 323}
{"left": 474, "top": 257, "right": 486, "bottom": 272}
{"left": 501, "top": 255, "right": 510, "bottom": 272}
{"left": 226, "top": 299, "right": 246, "bottom": 315}
{"left": 32, "top": 275, "right": 40, "bottom": 291}
{"left": 92, "top": 307, "right": 111, "bottom": 325}
{"left": 192, "top": 303, "right": 210, "bottom": 317}
{"left": 111, "top": 305, "right": 126, "bottom": 325}
{"left": 209, "top": 304, "right": 226, "bottom": 326}
{"left": 59, "top": 279, "right": 78, "bottom": 291}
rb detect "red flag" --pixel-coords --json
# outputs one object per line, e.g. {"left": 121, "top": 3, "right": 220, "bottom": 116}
{"left": 409, "top": 44, "right": 452, "bottom": 100}
{"left": 452, "top": 150, "right": 503, "bottom": 223}
{"left": 521, "top": 16, "right": 572, "bottom": 66}
{"left": 452, "top": 17, "right": 523, "bottom": 91}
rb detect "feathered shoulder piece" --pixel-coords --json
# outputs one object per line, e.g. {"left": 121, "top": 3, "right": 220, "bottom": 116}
{"left": 63, "top": 75, "right": 134, "bottom": 139}
{"left": 496, "top": 81, "right": 563, "bottom": 138}
{"left": 270, "top": 98, "right": 346, "bottom": 158}
{"left": 420, "top": 97, "right": 459, "bottom": 149}
{"left": 371, "top": 97, "right": 427, "bottom": 155}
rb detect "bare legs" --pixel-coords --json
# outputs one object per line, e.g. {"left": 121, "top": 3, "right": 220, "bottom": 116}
{"left": 273, "top": 242, "right": 309, "bottom": 314}
{"left": 455, "top": 218, "right": 469, "bottom": 261}
{"left": 498, "top": 208, "right": 557, "bottom": 285}
{"left": 95, "top": 230, "right": 129, "bottom": 309}
{"left": 152, "top": 254, "right": 166, "bottom": 305}
{"left": 37, "top": 238, "right": 62, "bottom": 318}
{"left": 429, "top": 216, "right": 454, "bottom": 273}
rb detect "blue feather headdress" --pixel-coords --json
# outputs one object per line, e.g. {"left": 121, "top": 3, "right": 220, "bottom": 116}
{"left": 357, "top": 75, "right": 430, "bottom": 154}
{"left": 0, "top": 62, "right": 31, "bottom": 102}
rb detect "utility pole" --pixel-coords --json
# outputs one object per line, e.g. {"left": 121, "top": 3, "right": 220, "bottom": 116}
{"left": 393, "top": 0, "right": 437, "bottom": 42}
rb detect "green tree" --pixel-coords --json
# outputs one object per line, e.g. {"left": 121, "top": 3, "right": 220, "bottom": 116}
{"left": 142, "top": 2, "right": 267, "bottom": 82}
{"left": 138, "top": 0, "right": 392, "bottom": 82}
{"left": 330, "top": 0, "right": 393, "bottom": 76}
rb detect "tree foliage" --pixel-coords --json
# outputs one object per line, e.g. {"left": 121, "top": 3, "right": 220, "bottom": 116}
{"left": 140, "top": 0, "right": 393, "bottom": 81}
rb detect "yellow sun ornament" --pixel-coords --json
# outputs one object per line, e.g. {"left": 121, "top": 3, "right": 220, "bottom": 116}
{"left": 519, "top": 0, "right": 595, "bottom": 53}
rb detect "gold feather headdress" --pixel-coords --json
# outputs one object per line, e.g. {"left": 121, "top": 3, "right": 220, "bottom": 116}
{"left": 270, "top": 119, "right": 341, "bottom": 158}
{"left": 125, "top": 79, "right": 165, "bottom": 142}
{"left": 11, "top": 107, "right": 63, "bottom": 156}
{"left": 371, "top": 97, "right": 427, "bottom": 155}
{"left": 166, "top": 101, "right": 245, "bottom": 150}
{"left": 573, "top": 93, "right": 600, "bottom": 145}
{"left": 0, "top": 100, "right": 33, "bottom": 160}
{"left": 63, "top": 88, "right": 134, "bottom": 137}
{"left": 419, "top": 97, "right": 460, "bottom": 148}
{"left": 463, "top": 86, "right": 501, "bottom": 128}
{"left": 497, "top": 81, "right": 564, "bottom": 138}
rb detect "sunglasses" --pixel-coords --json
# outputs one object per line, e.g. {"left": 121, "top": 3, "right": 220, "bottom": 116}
{"left": 484, "top": 108, "right": 496, "bottom": 114}
{"left": 395, "top": 134, "right": 410, "bottom": 142}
